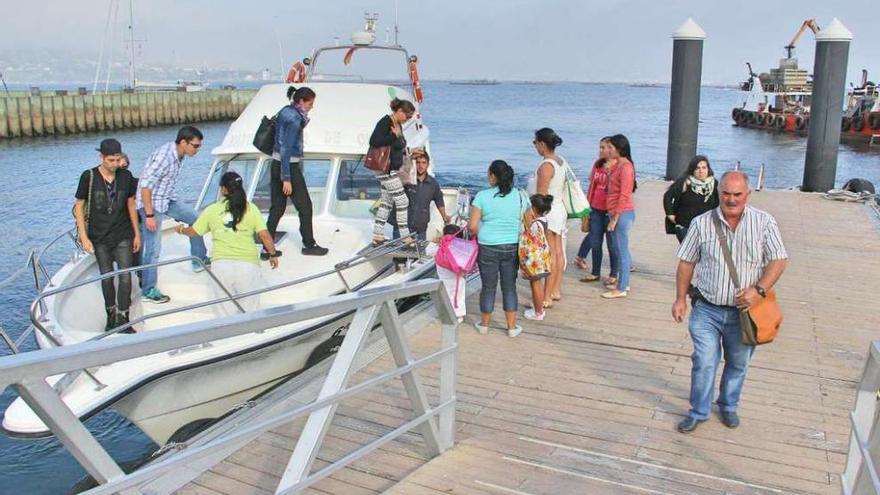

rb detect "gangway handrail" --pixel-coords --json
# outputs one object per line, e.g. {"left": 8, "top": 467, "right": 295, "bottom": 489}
{"left": 0, "top": 279, "right": 458, "bottom": 495}
{"left": 841, "top": 340, "right": 880, "bottom": 494}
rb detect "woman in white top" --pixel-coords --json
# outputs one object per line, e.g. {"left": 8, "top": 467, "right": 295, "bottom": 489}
{"left": 532, "top": 127, "right": 567, "bottom": 308}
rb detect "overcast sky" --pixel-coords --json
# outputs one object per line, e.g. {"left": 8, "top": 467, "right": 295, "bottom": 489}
{"left": 1, "top": 0, "right": 877, "bottom": 84}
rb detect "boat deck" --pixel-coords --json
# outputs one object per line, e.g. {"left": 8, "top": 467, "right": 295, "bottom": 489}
{"left": 178, "top": 181, "right": 880, "bottom": 495}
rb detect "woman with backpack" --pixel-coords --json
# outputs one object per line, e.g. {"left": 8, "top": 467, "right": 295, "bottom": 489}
{"left": 467, "top": 160, "right": 523, "bottom": 337}
{"left": 602, "top": 134, "right": 636, "bottom": 299}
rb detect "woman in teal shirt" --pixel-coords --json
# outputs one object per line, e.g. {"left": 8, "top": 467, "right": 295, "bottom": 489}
{"left": 467, "top": 160, "right": 523, "bottom": 337}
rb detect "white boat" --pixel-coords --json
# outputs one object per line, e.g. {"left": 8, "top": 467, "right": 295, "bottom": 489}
{"left": 3, "top": 16, "right": 461, "bottom": 445}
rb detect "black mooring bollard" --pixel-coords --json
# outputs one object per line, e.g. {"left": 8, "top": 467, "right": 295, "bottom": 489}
{"left": 666, "top": 18, "right": 705, "bottom": 180}
{"left": 803, "top": 18, "right": 852, "bottom": 192}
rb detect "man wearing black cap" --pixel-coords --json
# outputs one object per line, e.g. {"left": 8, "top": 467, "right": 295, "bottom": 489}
{"left": 73, "top": 138, "right": 140, "bottom": 333}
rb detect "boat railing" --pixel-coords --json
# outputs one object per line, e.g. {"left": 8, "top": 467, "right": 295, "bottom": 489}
{"left": 841, "top": 340, "right": 880, "bottom": 495}
{"left": 0, "top": 278, "right": 458, "bottom": 495}
{"left": 0, "top": 226, "right": 83, "bottom": 356}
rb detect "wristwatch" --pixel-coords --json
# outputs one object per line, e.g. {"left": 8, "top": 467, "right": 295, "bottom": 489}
{"left": 755, "top": 285, "right": 767, "bottom": 298}
{"left": 145, "top": 213, "right": 155, "bottom": 218}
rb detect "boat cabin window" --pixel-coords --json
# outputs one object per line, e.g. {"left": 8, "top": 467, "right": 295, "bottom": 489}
{"left": 331, "top": 157, "right": 382, "bottom": 219}
{"left": 199, "top": 158, "right": 259, "bottom": 210}
{"left": 252, "top": 159, "right": 331, "bottom": 212}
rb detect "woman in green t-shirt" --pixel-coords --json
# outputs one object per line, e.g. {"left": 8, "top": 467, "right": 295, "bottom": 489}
{"left": 177, "top": 172, "right": 279, "bottom": 315}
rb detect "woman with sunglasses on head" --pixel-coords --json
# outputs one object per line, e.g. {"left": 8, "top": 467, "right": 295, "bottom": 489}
{"left": 177, "top": 171, "right": 280, "bottom": 316}
{"left": 369, "top": 98, "right": 416, "bottom": 246}
{"left": 531, "top": 127, "right": 567, "bottom": 309}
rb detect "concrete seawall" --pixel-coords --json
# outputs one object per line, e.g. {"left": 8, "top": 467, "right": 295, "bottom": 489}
{"left": 0, "top": 89, "right": 257, "bottom": 139}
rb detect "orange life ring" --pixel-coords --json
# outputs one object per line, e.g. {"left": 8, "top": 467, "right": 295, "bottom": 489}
{"left": 286, "top": 62, "right": 306, "bottom": 84}
{"left": 409, "top": 59, "right": 424, "bottom": 103}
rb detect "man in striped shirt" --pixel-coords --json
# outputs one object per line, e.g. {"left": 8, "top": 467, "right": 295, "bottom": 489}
{"left": 672, "top": 171, "right": 788, "bottom": 433}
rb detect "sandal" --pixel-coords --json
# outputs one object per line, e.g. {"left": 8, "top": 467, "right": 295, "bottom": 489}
{"left": 573, "top": 257, "right": 588, "bottom": 270}
{"left": 580, "top": 274, "right": 600, "bottom": 283}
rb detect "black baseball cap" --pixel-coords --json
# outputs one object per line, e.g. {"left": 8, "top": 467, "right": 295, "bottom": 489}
{"left": 97, "top": 138, "right": 123, "bottom": 155}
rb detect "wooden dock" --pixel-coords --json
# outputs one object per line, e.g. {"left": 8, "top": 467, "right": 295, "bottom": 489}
{"left": 176, "top": 181, "right": 880, "bottom": 495}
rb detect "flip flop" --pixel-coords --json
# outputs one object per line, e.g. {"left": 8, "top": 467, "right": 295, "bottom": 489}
{"left": 580, "top": 274, "right": 600, "bottom": 283}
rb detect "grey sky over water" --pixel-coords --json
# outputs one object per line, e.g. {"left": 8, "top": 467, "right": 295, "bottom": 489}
{"left": 2, "top": 0, "right": 877, "bottom": 84}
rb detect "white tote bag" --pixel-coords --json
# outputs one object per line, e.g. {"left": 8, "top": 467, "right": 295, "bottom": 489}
{"left": 561, "top": 160, "right": 590, "bottom": 219}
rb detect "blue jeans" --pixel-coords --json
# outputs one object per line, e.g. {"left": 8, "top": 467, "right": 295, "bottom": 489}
{"left": 687, "top": 300, "right": 756, "bottom": 420}
{"left": 610, "top": 210, "right": 634, "bottom": 289}
{"left": 139, "top": 200, "right": 208, "bottom": 291}
{"left": 477, "top": 243, "right": 518, "bottom": 314}
{"left": 588, "top": 209, "right": 618, "bottom": 278}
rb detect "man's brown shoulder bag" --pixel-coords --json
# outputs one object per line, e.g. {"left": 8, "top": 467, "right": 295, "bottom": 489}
{"left": 711, "top": 214, "right": 782, "bottom": 345}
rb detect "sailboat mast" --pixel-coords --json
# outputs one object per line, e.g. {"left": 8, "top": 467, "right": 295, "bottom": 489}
{"left": 128, "top": 0, "right": 137, "bottom": 88}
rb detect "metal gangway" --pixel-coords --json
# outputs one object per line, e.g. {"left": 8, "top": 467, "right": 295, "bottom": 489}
{"left": 0, "top": 277, "right": 459, "bottom": 495}
{"left": 842, "top": 341, "right": 880, "bottom": 494}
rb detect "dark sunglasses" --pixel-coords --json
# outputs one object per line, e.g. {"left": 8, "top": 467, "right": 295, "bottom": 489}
{"left": 188, "top": 141, "right": 202, "bottom": 149}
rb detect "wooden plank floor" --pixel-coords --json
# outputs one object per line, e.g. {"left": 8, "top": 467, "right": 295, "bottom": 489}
{"left": 180, "top": 181, "right": 880, "bottom": 495}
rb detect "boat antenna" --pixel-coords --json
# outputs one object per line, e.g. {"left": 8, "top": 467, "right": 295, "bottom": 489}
{"left": 393, "top": 0, "right": 400, "bottom": 47}
{"left": 104, "top": 0, "right": 121, "bottom": 93}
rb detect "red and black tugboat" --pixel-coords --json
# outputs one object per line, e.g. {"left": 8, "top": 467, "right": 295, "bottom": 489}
{"left": 731, "top": 18, "right": 880, "bottom": 141}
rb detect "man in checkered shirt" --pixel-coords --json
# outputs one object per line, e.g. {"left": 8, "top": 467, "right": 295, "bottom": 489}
{"left": 137, "top": 126, "right": 209, "bottom": 304}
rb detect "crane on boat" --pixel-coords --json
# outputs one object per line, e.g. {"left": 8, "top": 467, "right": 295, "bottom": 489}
{"left": 784, "top": 18, "right": 820, "bottom": 59}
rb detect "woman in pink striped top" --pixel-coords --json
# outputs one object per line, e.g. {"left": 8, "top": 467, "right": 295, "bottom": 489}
{"left": 602, "top": 134, "right": 636, "bottom": 299}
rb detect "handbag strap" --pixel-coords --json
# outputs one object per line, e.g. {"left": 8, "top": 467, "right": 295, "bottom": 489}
{"left": 711, "top": 212, "right": 741, "bottom": 289}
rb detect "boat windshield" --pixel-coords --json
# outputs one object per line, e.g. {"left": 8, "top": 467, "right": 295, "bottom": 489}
{"left": 331, "top": 157, "right": 382, "bottom": 219}
{"left": 309, "top": 46, "right": 410, "bottom": 84}
{"left": 199, "top": 158, "right": 260, "bottom": 210}
{"left": 252, "top": 159, "right": 331, "bottom": 212}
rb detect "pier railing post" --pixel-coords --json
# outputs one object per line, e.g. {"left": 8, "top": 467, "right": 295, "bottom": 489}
{"left": 802, "top": 18, "right": 852, "bottom": 192}
{"left": 666, "top": 18, "right": 706, "bottom": 180}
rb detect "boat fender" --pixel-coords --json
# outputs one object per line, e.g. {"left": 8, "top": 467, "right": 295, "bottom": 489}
{"left": 841, "top": 117, "right": 852, "bottom": 132}
{"left": 843, "top": 178, "right": 876, "bottom": 195}
{"left": 795, "top": 116, "right": 807, "bottom": 130}
{"left": 755, "top": 113, "right": 766, "bottom": 126}
{"left": 851, "top": 115, "right": 865, "bottom": 132}
{"left": 775, "top": 115, "right": 785, "bottom": 129}
{"left": 731, "top": 108, "right": 741, "bottom": 120}
{"left": 763, "top": 113, "right": 773, "bottom": 127}
{"left": 869, "top": 113, "right": 880, "bottom": 131}
{"left": 735, "top": 111, "right": 747, "bottom": 125}
{"left": 744, "top": 111, "right": 755, "bottom": 124}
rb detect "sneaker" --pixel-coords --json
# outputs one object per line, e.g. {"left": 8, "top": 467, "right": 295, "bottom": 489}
{"left": 143, "top": 287, "right": 171, "bottom": 304}
{"left": 523, "top": 308, "right": 545, "bottom": 321}
{"left": 302, "top": 244, "right": 329, "bottom": 256}
{"left": 260, "top": 250, "right": 283, "bottom": 261}
{"left": 192, "top": 258, "right": 211, "bottom": 273}
{"left": 115, "top": 311, "right": 136, "bottom": 334}
{"left": 507, "top": 325, "right": 523, "bottom": 338}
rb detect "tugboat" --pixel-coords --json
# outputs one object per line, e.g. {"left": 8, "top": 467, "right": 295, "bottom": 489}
{"left": 730, "top": 18, "right": 880, "bottom": 141}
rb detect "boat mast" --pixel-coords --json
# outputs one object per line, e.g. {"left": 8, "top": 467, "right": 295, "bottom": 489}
{"left": 127, "top": 0, "right": 137, "bottom": 88}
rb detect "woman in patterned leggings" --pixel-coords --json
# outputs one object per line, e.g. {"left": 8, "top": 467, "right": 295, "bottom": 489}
{"left": 369, "top": 98, "right": 415, "bottom": 245}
